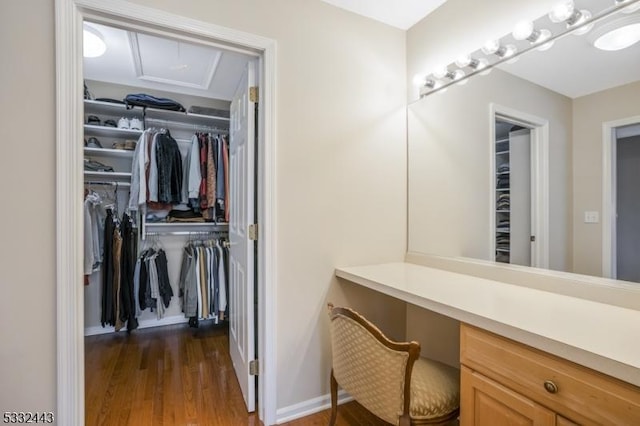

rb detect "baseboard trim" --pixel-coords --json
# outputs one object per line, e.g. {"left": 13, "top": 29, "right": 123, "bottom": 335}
{"left": 275, "top": 390, "right": 353, "bottom": 424}
{"left": 84, "top": 315, "right": 190, "bottom": 336}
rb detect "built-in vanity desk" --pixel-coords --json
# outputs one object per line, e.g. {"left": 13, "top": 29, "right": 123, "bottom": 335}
{"left": 335, "top": 261, "right": 640, "bottom": 425}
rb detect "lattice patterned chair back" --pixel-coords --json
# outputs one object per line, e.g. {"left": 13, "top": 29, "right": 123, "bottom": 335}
{"left": 327, "top": 304, "right": 460, "bottom": 426}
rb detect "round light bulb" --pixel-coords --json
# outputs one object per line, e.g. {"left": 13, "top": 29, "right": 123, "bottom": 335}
{"left": 513, "top": 21, "right": 534, "bottom": 41}
{"left": 412, "top": 74, "right": 427, "bottom": 86}
{"left": 549, "top": 0, "right": 575, "bottom": 23}
{"left": 481, "top": 39, "right": 500, "bottom": 55}
{"left": 455, "top": 54, "right": 472, "bottom": 68}
{"left": 433, "top": 65, "right": 449, "bottom": 79}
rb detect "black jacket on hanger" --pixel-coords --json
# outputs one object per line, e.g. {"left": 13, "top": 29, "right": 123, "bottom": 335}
{"left": 101, "top": 209, "right": 115, "bottom": 327}
{"left": 155, "top": 130, "right": 183, "bottom": 204}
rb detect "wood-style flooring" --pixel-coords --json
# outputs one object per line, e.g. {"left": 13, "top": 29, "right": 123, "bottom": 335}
{"left": 85, "top": 323, "right": 388, "bottom": 425}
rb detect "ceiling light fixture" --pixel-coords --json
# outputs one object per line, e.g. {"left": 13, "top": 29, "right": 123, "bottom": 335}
{"left": 481, "top": 40, "right": 517, "bottom": 58}
{"left": 591, "top": 14, "right": 640, "bottom": 51}
{"left": 454, "top": 55, "right": 489, "bottom": 71}
{"left": 83, "top": 25, "right": 106, "bottom": 58}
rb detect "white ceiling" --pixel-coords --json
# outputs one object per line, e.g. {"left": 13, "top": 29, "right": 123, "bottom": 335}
{"left": 320, "top": 0, "right": 448, "bottom": 29}
{"left": 83, "top": 22, "right": 252, "bottom": 101}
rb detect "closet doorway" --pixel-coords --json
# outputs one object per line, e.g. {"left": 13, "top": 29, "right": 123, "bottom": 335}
{"left": 55, "top": 1, "right": 277, "bottom": 425}
{"left": 490, "top": 104, "right": 550, "bottom": 268}
{"left": 603, "top": 117, "right": 640, "bottom": 282}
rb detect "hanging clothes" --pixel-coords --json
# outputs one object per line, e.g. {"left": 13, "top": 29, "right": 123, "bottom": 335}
{"left": 178, "top": 236, "right": 229, "bottom": 325}
{"left": 129, "top": 129, "right": 183, "bottom": 211}
{"left": 101, "top": 209, "right": 116, "bottom": 327}
{"left": 84, "top": 191, "right": 104, "bottom": 278}
{"left": 184, "top": 133, "right": 229, "bottom": 222}
{"left": 134, "top": 245, "right": 174, "bottom": 320}
{"left": 100, "top": 210, "right": 139, "bottom": 331}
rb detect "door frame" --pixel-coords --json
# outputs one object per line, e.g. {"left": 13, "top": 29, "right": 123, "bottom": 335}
{"left": 602, "top": 115, "right": 640, "bottom": 279}
{"left": 489, "top": 104, "right": 550, "bottom": 268}
{"left": 54, "top": 1, "right": 278, "bottom": 424}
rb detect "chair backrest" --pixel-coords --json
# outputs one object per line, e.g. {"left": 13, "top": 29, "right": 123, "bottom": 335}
{"left": 328, "top": 305, "right": 420, "bottom": 425}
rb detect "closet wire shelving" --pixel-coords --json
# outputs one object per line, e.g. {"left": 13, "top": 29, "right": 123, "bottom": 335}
{"left": 83, "top": 98, "right": 231, "bottom": 241}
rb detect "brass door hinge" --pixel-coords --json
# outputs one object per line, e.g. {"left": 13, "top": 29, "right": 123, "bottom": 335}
{"left": 248, "top": 223, "right": 258, "bottom": 241}
{"left": 249, "top": 359, "right": 259, "bottom": 376}
{"left": 249, "top": 86, "right": 259, "bottom": 103}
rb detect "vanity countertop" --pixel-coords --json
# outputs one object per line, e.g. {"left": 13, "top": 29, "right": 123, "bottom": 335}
{"left": 335, "top": 261, "right": 640, "bottom": 388}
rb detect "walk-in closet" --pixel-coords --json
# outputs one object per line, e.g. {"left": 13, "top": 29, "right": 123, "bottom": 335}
{"left": 82, "top": 20, "right": 258, "bottom": 422}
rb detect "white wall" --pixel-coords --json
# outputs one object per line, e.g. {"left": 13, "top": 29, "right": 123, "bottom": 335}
{"left": 125, "top": 0, "right": 410, "bottom": 411}
{"left": 0, "top": 0, "right": 408, "bottom": 420}
{"left": 0, "top": 0, "right": 57, "bottom": 415}
{"left": 572, "top": 80, "right": 640, "bottom": 277}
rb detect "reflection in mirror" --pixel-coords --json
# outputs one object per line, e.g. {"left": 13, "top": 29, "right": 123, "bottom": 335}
{"left": 408, "top": 1, "right": 640, "bottom": 280}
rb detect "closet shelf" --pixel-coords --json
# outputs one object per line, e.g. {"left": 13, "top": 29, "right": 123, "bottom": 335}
{"left": 496, "top": 209, "right": 511, "bottom": 213}
{"left": 84, "top": 124, "right": 143, "bottom": 138}
{"left": 496, "top": 138, "right": 510, "bottom": 143}
{"left": 84, "top": 147, "right": 134, "bottom": 158}
{"left": 495, "top": 248, "right": 511, "bottom": 253}
{"left": 84, "top": 171, "right": 132, "bottom": 181}
{"left": 145, "top": 109, "right": 230, "bottom": 129}
{"left": 84, "top": 99, "right": 142, "bottom": 116}
{"left": 496, "top": 150, "right": 510, "bottom": 155}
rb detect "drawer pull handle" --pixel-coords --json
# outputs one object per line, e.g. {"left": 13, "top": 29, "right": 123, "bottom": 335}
{"left": 543, "top": 380, "right": 558, "bottom": 394}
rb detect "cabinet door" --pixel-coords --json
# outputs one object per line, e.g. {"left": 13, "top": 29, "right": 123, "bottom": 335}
{"left": 461, "top": 366, "right": 555, "bottom": 426}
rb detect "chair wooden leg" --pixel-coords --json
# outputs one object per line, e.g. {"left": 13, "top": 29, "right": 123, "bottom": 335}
{"left": 399, "top": 413, "right": 411, "bottom": 426}
{"left": 329, "top": 369, "right": 338, "bottom": 426}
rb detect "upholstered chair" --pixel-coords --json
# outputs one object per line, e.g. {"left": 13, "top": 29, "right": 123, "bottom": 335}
{"left": 327, "top": 304, "right": 460, "bottom": 425}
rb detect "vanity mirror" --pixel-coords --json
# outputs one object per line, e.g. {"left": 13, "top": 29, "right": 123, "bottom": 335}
{"left": 408, "top": 0, "right": 640, "bottom": 280}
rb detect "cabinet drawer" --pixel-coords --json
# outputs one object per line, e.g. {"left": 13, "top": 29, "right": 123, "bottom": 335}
{"left": 460, "top": 324, "right": 640, "bottom": 425}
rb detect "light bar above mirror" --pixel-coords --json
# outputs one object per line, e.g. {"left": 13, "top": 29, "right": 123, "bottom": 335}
{"left": 415, "top": 0, "right": 640, "bottom": 98}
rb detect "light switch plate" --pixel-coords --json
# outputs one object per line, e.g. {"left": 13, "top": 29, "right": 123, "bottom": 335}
{"left": 584, "top": 211, "right": 599, "bottom": 223}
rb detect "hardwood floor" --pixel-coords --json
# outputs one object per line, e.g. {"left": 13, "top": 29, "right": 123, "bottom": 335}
{"left": 85, "top": 323, "right": 388, "bottom": 425}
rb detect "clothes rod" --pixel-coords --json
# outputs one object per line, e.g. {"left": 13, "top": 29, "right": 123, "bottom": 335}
{"left": 145, "top": 230, "right": 229, "bottom": 236}
{"left": 85, "top": 181, "right": 131, "bottom": 187}
{"left": 144, "top": 118, "right": 228, "bottom": 134}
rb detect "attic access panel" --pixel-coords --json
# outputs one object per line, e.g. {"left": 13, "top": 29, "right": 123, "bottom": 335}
{"left": 128, "top": 31, "right": 222, "bottom": 90}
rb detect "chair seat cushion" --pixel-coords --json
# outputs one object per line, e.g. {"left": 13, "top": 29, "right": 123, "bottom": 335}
{"left": 409, "top": 357, "right": 460, "bottom": 420}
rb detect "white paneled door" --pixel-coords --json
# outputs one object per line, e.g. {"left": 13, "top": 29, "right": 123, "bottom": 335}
{"left": 229, "top": 60, "right": 257, "bottom": 412}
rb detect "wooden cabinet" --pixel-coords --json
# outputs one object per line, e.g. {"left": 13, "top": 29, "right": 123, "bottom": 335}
{"left": 461, "top": 365, "right": 555, "bottom": 425}
{"left": 460, "top": 323, "right": 640, "bottom": 425}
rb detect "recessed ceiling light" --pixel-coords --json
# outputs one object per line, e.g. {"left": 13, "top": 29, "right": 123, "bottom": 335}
{"left": 591, "top": 15, "right": 640, "bottom": 51}
{"left": 83, "top": 25, "right": 106, "bottom": 58}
